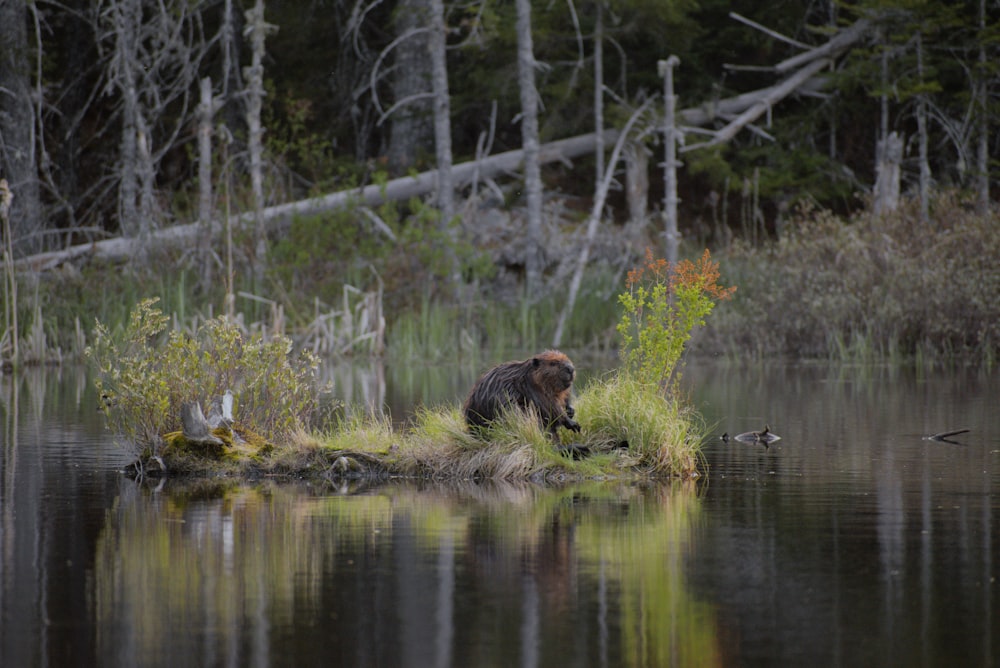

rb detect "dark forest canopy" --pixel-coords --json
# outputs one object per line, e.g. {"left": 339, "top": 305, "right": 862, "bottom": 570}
{"left": 0, "top": 0, "right": 997, "bottom": 259}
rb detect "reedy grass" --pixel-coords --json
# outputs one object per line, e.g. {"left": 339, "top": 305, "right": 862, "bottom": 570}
{"left": 301, "top": 377, "right": 704, "bottom": 482}
{"left": 575, "top": 373, "right": 701, "bottom": 476}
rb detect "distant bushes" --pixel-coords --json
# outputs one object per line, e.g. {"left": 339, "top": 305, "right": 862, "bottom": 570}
{"left": 705, "top": 192, "right": 1000, "bottom": 365}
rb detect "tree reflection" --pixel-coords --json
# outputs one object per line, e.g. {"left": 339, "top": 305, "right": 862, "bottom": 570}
{"left": 92, "top": 478, "right": 720, "bottom": 667}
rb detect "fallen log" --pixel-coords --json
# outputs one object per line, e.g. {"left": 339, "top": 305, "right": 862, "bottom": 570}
{"left": 10, "top": 19, "right": 870, "bottom": 272}
{"left": 12, "top": 131, "right": 619, "bottom": 271}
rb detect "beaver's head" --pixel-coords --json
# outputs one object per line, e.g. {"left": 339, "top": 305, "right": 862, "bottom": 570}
{"left": 532, "top": 350, "right": 575, "bottom": 391}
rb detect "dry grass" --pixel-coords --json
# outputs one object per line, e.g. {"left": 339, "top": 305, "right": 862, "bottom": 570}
{"left": 706, "top": 193, "right": 1000, "bottom": 364}
{"left": 280, "top": 375, "right": 705, "bottom": 482}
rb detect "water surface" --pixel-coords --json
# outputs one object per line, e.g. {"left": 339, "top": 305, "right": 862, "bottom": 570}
{"left": 1, "top": 362, "right": 997, "bottom": 667}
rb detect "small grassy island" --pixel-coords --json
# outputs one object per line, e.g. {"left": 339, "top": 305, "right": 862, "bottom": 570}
{"left": 89, "top": 251, "right": 734, "bottom": 482}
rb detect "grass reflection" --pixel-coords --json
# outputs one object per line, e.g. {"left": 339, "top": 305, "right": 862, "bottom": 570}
{"left": 94, "top": 478, "right": 720, "bottom": 667}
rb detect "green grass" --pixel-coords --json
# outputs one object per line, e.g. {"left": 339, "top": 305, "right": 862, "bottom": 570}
{"left": 275, "top": 373, "right": 706, "bottom": 482}
{"left": 139, "top": 379, "right": 706, "bottom": 483}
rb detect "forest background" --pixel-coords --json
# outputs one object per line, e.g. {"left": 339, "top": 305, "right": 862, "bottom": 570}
{"left": 1, "top": 0, "right": 998, "bottom": 369}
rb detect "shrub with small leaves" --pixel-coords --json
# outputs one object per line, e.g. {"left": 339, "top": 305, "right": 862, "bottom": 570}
{"left": 617, "top": 249, "right": 735, "bottom": 388}
{"left": 87, "top": 298, "right": 320, "bottom": 456}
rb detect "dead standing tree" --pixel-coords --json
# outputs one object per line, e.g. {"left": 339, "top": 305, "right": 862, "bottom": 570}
{"left": 553, "top": 17, "right": 872, "bottom": 346}
{"left": 0, "top": 0, "right": 42, "bottom": 257}
{"left": 515, "top": 0, "right": 544, "bottom": 296}
{"left": 242, "top": 0, "right": 276, "bottom": 277}
{"left": 243, "top": 0, "right": 275, "bottom": 216}
{"left": 11, "top": 20, "right": 874, "bottom": 273}
{"left": 366, "top": 0, "right": 460, "bottom": 287}
{"left": 99, "top": 0, "right": 209, "bottom": 240}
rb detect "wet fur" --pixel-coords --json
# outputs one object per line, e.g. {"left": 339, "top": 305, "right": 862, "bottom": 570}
{"left": 463, "top": 350, "right": 581, "bottom": 440}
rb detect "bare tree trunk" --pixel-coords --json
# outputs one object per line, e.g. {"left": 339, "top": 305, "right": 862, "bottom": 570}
{"left": 976, "top": 0, "right": 990, "bottom": 215}
{"left": 428, "top": 0, "right": 459, "bottom": 290}
{"left": 429, "top": 0, "right": 453, "bottom": 224}
{"left": 874, "top": 131, "right": 902, "bottom": 214}
{"left": 197, "top": 76, "right": 216, "bottom": 287}
{"left": 625, "top": 140, "right": 649, "bottom": 224}
{"left": 220, "top": 0, "right": 243, "bottom": 129}
{"left": 515, "top": 0, "right": 543, "bottom": 293}
{"left": 1, "top": 179, "right": 17, "bottom": 362}
{"left": 593, "top": 2, "right": 604, "bottom": 187}
{"left": 243, "top": 0, "right": 273, "bottom": 215}
{"left": 915, "top": 32, "right": 930, "bottom": 223}
{"left": 243, "top": 0, "right": 275, "bottom": 277}
{"left": 660, "top": 56, "right": 680, "bottom": 266}
{"left": 198, "top": 77, "right": 215, "bottom": 227}
{"left": 111, "top": 0, "right": 143, "bottom": 236}
{"left": 387, "top": 0, "right": 434, "bottom": 173}
{"left": 0, "top": 0, "right": 41, "bottom": 256}
{"left": 871, "top": 29, "right": 894, "bottom": 219}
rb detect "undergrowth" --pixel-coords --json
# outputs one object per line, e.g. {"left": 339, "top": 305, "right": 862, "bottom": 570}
{"left": 88, "top": 298, "right": 321, "bottom": 459}
{"left": 706, "top": 192, "right": 1000, "bottom": 365}
{"left": 88, "top": 248, "right": 732, "bottom": 480}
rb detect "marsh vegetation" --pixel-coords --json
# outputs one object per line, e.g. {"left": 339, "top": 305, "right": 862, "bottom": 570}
{"left": 87, "top": 250, "right": 733, "bottom": 480}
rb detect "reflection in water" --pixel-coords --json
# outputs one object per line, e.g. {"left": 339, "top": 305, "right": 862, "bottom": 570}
{"left": 684, "top": 362, "right": 1000, "bottom": 667}
{"left": 91, "top": 479, "right": 717, "bottom": 667}
{"left": 2, "top": 363, "right": 999, "bottom": 667}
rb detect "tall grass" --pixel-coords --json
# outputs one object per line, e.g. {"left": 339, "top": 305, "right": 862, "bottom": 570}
{"left": 575, "top": 373, "right": 701, "bottom": 475}
{"left": 307, "top": 391, "right": 703, "bottom": 480}
{"left": 385, "top": 272, "right": 623, "bottom": 363}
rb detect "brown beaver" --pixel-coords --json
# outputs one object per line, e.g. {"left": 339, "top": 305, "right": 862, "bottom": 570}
{"left": 463, "top": 350, "right": 581, "bottom": 441}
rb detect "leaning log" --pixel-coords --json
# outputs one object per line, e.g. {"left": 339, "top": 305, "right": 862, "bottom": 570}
{"left": 10, "top": 18, "right": 871, "bottom": 272}
{"left": 11, "top": 131, "right": 618, "bottom": 271}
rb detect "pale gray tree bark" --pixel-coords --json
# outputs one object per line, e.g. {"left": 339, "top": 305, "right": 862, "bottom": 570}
{"left": 243, "top": 0, "right": 276, "bottom": 277}
{"left": 102, "top": 0, "right": 207, "bottom": 238}
{"left": 975, "top": 0, "right": 990, "bottom": 214}
{"left": 198, "top": 77, "right": 216, "bottom": 227}
{"left": 625, "top": 140, "right": 649, "bottom": 224}
{"left": 515, "top": 0, "right": 543, "bottom": 293}
{"left": 429, "top": 0, "right": 454, "bottom": 224}
{"left": 108, "top": 0, "right": 145, "bottom": 236}
{"left": 915, "top": 32, "right": 930, "bottom": 223}
{"left": 660, "top": 56, "right": 680, "bottom": 266}
{"left": 0, "top": 0, "right": 42, "bottom": 256}
{"left": 430, "top": 0, "right": 459, "bottom": 290}
{"left": 874, "top": 131, "right": 902, "bottom": 214}
{"left": 244, "top": 0, "right": 275, "bottom": 214}
{"left": 593, "top": 2, "right": 604, "bottom": 187}
{"left": 387, "top": 0, "right": 434, "bottom": 173}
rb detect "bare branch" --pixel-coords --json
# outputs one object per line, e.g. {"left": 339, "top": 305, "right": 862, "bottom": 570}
{"left": 682, "top": 57, "right": 831, "bottom": 153}
{"left": 729, "top": 12, "right": 810, "bottom": 50}
{"left": 553, "top": 98, "right": 655, "bottom": 347}
{"left": 775, "top": 18, "right": 870, "bottom": 73}
{"left": 376, "top": 91, "right": 436, "bottom": 127}
{"left": 368, "top": 25, "right": 434, "bottom": 117}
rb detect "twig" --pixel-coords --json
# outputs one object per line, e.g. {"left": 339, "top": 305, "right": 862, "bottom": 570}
{"left": 927, "top": 428, "right": 970, "bottom": 442}
{"left": 729, "top": 12, "right": 811, "bottom": 50}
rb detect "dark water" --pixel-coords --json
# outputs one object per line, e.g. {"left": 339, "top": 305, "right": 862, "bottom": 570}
{"left": 1, "top": 362, "right": 998, "bottom": 667}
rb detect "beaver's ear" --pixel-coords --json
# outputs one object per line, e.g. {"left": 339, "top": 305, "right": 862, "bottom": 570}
{"left": 532, "top": 357, "right": 540, "bottom": 367}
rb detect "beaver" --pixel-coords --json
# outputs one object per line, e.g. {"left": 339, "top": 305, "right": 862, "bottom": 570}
{"left": 463, "top": 350, "right": 581, "bottom": 441}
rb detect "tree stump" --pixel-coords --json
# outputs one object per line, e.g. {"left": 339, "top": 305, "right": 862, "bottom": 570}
{"left": 181, "top": 402, "right": 225, "bottom": 448}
